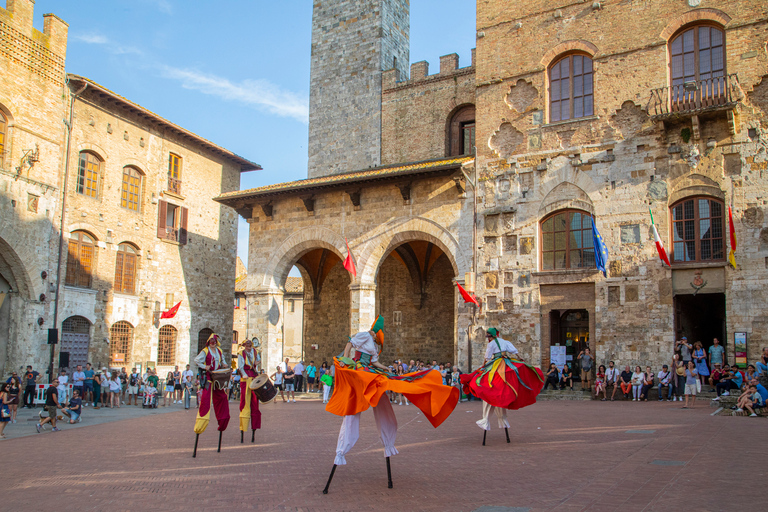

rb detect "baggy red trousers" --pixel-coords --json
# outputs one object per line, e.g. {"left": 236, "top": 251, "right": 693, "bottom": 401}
{"left": 199, "top": 381, "right": 230, "bottom": 432}
{"left": 239, "top": 367, "right": 261, "bottom": 431}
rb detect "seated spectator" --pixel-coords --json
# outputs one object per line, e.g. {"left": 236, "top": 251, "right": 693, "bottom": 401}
{"left": 559, "top": 363, "right": 573, "bottom": 390}
{"left": 62, "top": 388, "right": 82, "bottom": 424}
{"left": 755, "top": 347, "right": 768, "bottom": 376}
{"left": 657, "top": 365, "right": 672, "bottom": 401}
{"left": 605, "top": 361, "right": 619, "bottom": 401}
{"left": 714, "top": 364, "right": 740, "bottom": 399}
{"left": 708, "top": 363, "right": 724, "bottom": 392}
{"left": 619, "top": 366, "right": 632, "bottom": 400}
{"left": 544, "top": 363, "right": 559, "bottom": 390}
{"left": 742, "top": 364, "right": 757, "bottom": 385}
{"left": 736, "top": 384, "right": 763, "bottom": 417}
{"left": 631, "top": 366, "right": 644, "bottom": 401}
{"left": 595, "top": 365, "right": 606, "bottom": 400}
{"left": 640, "top": 366, "right": 654, "bottom": 401}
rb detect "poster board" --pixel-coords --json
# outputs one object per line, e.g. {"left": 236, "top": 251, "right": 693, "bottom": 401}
{"left": 550, "top": 345, "right": 567, "bottom": 371}
{"left": 734, "top": 332, "right": 747, "bottom": 369}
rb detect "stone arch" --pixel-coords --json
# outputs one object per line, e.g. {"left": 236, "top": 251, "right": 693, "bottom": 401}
{"left": 668, "top": 173, "right": 725, "bottom": 206}
{"left": 538, "top": 181, "right": 595, "bottom": 218}
{"left": 76, "top": 142, "right": 108, "bottom": 162}
{"left": 534, "top": 162, "right": 602, "bottom": 211}
{"left": 540, "top": 40, "right": 599, "bottom": 67}
{"left": 0, "top": 234, "right": 35, "bottom": 301}
{"left": 660, "top": 8, "right": 731, "bottom": 40}
{"left": 259, "top": 227, "right": 348, "bottom": 291}
{"left": 357, "top": 217, "right": 466, "bottom": 285}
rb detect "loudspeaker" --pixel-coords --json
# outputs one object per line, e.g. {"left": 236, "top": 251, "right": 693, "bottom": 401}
{"left": 48, "top": 328, "right": 59, "bottom": 345}
{"left": 59, "top": 351, "right": 70, "bottom": 369}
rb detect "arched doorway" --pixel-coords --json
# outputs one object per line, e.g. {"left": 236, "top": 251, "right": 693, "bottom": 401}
{"left": 109, "top": 321, "right": 134, "bottom": 367}
{"left": 62, "top": 316, "right": 92, "bottom": 370}
{"left": 375, "top": 240, "right": 455, "bottom": 365}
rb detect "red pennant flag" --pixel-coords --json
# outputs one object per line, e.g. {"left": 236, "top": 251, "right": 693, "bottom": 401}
{"left": 728, "top": 205, "right": 737, "bottom": 268}
{"left": 343, "top": 238, "right": 356, "bottom": 277}
{"left": 456, "top": 281, "right": 479, "bottom": 306}
{"left": 160, "top": 301, "right": 181, "bottom": 319}
{"left": 649, "top": 208, "right": 671, "bottom": 267}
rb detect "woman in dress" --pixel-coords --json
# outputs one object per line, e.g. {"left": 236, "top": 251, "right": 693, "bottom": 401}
{"left": 164, "top": 371, "right": 175, "bottom": 407}
{"left": 109, "top": 373, "right": 122, "bottom": 408}
{"left": 7, "top": 374, "right": 21, "bottom": 423}
{"left": 0, "top": 383, "right": 11, "bottom": 439}
{"left": 692, "top": 341, "right": 710, "bottom": 386}
{"left": 595, "top": 365, "right": 606, "bottom": 400}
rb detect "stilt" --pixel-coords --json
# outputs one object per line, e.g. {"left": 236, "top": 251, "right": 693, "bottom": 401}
{"left": 505, "top": 427, "right": 510, "bottom": 443}
{"left": 482, "top": 430, "right": 487, "bottom": 446}
{"left": 241, "top": 431, "right": 244, "bottom": 444}
{"left": 251, "top": 429, "right": 256, "bottom": 443}
{"left": 322, "top": 464, "right": 338, "bottom": 494}
{"left": 217, "top": 430, "right": 223, "bottom": 453}
{"left": 192, "top": 434, "right": 199, "bottom": 458}
{"left": 386, "top": 456, "right": 393, "bottom": 489}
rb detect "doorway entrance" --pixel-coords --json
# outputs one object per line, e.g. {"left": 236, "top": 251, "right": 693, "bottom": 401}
{"left": 550, "top": 309, "right": 590, "bottom": 381}
{"left": 61, "top": 316, "right": 91, "bottom": 370}
{"left": 674, "top": 293, "right": 726, "bottom": 356}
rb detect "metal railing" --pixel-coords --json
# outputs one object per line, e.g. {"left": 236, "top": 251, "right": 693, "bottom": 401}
{"left": 647, "top": 74, "right": 741, "bottom": 117}
{"left": 167, "top": 176, "right": 182, "bottom": 195}
{"left": 163, "top": 227, "right": 179, "bottom": 242}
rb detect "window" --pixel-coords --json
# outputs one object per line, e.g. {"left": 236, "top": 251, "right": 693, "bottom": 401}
{"left": 549, "top": 54, "right": 593, "bottom": 122}
{"left": 168, "top": 153, "right": 182, "bottom": 195}
{"left": 110, "top": 321, "right": 133, "bottom": 366}
{"left": 121, "top": 166, "right": 143, "bottom": 212}
{"left": 232, "top": 330, "right": 238, "bottom": 345}
{"left": 158, "top": 325, "right": 177, "bottom": 366}
{"left": 448, "top": 105, "right": 475, "bottom": 156}
{"left": 157, "top": 199, "right": 188, "bottom": 244}
{"left": 65, "top": 231, "right": 96, "bottom": 288}
{"left": 670, "top": 25, "right": 725, "bottom": 103}
{"left": 671, "top": 197, "right": 724, "bottom": 263}
{"left": 0, "top": 111, "right": 6, "bottom": 165}
{"left": 198, "top": 328, "right": 213, "bottom": 353}
{"left": 114, "top": 243, "right": 139, "bottom": 294}
{"left": 540, "top": 210, "right": 595, "bottom": 270}
{"left": 77, "top": 152, "right": 101, "bottom": 198}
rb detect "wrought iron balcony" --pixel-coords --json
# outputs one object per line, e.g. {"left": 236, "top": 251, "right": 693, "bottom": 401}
{"left": 167, "top": 176, "right": 182, "bottom": 195}
{"left": 647, "top": 74, "right": 742, "bottom": 119}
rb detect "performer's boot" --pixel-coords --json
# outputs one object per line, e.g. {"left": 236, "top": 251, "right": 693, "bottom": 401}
{"left": 322, "top": 465, "right": 337, "bottom": 494}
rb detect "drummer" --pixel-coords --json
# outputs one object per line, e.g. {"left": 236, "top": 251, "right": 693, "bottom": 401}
{"left": 237, "top": 338, "right": 261, "bottom": 434}
{"left": 193, "top": 333, "right": 230, "bottom": 434}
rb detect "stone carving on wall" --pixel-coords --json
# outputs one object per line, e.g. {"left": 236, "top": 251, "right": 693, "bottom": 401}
{"left": 505, "top": 79, "right": 539, "bottom": 113}
{"left": 519, "top": 237, "right": 534, "bottom": 255}
{"left": 610, "top": 101, "right": 649, "bottom": 140}
{"left": 743, "top": 207, "right": 764, "bottom": 229}
{"left": 489, "top": 122, "right": 525, "bottom": 159}
{"left": 647, "top": 180, "right": 668, "bottom": 201}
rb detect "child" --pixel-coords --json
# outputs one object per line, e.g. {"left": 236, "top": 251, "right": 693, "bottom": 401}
{"left": 183, "top": 375, "right": 194, "bottom": 410}
{"left": 595, "top": 365, "right": 606, "bottom": 400}
{"left": 737, "top": 385, "right": 763, "bottom": 417}
{"left": 143, "top": 381, "right": 158, "bottom": 408}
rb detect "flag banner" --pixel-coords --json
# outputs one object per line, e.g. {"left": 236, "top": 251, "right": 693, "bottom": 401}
{"left": 728, "top": 205, "right": 737, "bottom": 268}
{"left": 591, "top": 217, "right": 609, "bottom": 277}
{"left": 649, "top": 208, "right": 671, "bottom": 267}
{"left": 160, "top": 301, "right": 181, "bottom": 319}
{"left": 456, "top": 281, "right": 479, "bottom": 306}
{"left": 343, "top": 238, "right": 357, "bottom": 277}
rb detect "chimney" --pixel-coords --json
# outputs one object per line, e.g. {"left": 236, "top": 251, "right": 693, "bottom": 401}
{"left": 43, "top": 13, "right": 68, "bottom": 57}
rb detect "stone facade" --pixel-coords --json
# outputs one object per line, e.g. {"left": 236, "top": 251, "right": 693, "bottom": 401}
{"left": 0, "top": 1, "right": 258, "bottom": 380}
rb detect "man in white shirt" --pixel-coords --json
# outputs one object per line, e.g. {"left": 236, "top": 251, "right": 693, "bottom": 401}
{"left": 294, "top": 361, "right": 305, "bottom": 393}
{"left": 181, "top": 364, "right": 194, "bottom": 388}
{"left": 605, "top": 361, "right": 620, "bottom": 400}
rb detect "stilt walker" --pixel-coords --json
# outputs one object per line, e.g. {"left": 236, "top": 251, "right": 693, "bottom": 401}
{"left": 237, "top": 337, "right": 261, "bottom": 443}
{"left": 323, "top": 316, "right": 459, "bottom": 494}
{"left": 192, "top": 333, "right": 231, "bottom": 457}
{"left": 461, "top": 328, "right": 544, "bottom": 445}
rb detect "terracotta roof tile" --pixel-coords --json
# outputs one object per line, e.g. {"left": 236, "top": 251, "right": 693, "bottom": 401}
{"left": 285, "top": 277, "right": 304, "bottom": 293}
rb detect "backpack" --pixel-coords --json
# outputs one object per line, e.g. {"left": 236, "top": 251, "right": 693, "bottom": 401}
{"left": 129, "top": 374, "right": 138, "bottom": 386}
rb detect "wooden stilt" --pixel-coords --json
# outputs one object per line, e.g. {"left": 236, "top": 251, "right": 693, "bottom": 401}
{"left": 241, "top": 431, "right": 244, "bottom": 444}
{"left": 322, "top": 464, "right": 337, "bottom": 494}
{"left": 251, "top": 429, "right": 256, "bottom": 443}
{"left": 386, "top": 456, "right": 393, "bottom": 489}
{"left": 217, "top": 430, "right": 223, "bottom": 453}
{"left": 482, "top": 430, "right": 487, "bottom": 446}
{"left": 505, "top": 427, "right": 510, "bottom": 443}
{"left": 192, "top": 434, "right": 199, "bottom": 458}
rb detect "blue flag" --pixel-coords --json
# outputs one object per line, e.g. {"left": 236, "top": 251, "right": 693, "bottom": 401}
{"left": 591, "top": 217, "right": 608, "bottom": 277}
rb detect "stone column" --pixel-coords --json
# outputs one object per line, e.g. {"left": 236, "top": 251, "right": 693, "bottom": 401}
{"left": 350, "top": 283, "right": 377, "bottom": 334}
{"left": 250, "top": 289, "right": 284, "bottom": 375}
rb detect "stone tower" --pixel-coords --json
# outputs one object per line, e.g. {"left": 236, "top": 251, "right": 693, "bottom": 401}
{"left": 308, "top": 0, "right": 409, "bottom": 178}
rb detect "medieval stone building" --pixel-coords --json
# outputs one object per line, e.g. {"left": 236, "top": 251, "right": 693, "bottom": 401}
{"left": 0, "top": 0, "right": 258, "bottom": 380}
{"left": 219, "top": 0, "right": 768, "bottom": 377}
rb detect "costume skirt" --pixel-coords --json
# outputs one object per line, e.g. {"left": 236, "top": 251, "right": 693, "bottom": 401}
{"left": 460, "top": 355, "right": 544, "bottom": 410}
{"left": 326, "top": 357, "right": 459, "bottom": 428}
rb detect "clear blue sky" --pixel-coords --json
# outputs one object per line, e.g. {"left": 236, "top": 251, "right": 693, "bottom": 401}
{"left": 32, "top": 0, "right": 476, "bottom": 267}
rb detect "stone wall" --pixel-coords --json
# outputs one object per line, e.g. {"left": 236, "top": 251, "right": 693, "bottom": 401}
{"left": 302, "top": 262, "right": 350, "bottom": 366}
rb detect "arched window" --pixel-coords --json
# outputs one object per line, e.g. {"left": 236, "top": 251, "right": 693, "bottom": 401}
{"left": 121, "top": 166, "right": 143, "bottom": 212}
{"left": 198, "top": 328, "right": 213, "bottom": 353}
{"left": 549, "top": 54, "right": 593, "bottom": 122}
{"left": 670, "top": 197, "right": 724, "bottom": 263}
{"left": 448, "top": 105, "right": 475, "bottom": 156}
{"left": 0, "top": 111, "right": 6, "bottom": 164}
{"left": 540, "top": 210, "right": 595, "bottom": 270}
{"left": 110, "top": 321, "right": 133, "bottom": 366}
{"left": 77, "top": 151, "right": 102, "bottom": 198}
{"left": 114, "top": 243, "right": 139, "bottom": 294}
{"left": 669, "top": 25, "right": 725, "bottom": 104}
{"left": 158, "top": 325, "right": 177, "bottom": 366}
{"left": 65, "top": 231, "right": 96, "bottom": 288}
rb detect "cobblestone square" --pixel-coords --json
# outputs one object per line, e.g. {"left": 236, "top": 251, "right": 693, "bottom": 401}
{"left": 2, "top": 397, "right": 763, "bottom": 511}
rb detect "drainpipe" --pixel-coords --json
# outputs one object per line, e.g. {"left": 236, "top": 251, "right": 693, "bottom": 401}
{"left": 50, "top": 79, "right": 87, "bottom": 383}
{"left": 460, "top": 146, "right": 479, "bottom": 370}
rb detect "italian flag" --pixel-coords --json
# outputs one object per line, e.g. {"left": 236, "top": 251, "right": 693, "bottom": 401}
{"left": 728, "top": 205, "right": 737, "bottom": 268}
{"left": 650, "top": 208, "right": 671, "bottom": 267}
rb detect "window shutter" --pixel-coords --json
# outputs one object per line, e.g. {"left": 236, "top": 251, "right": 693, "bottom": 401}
{"left": 114, "top": 252, "right": 124, "bottom": 293}
{"left": 157, "top": 200, "right": 167, "bottom": 239}
{"left": 179, "top": 207, "right": 188, "bottom": 245}
{"left": 65, "top": 241, "right": 79, "bottom": 286}
{"left": 79, "top": 244, "right": 94, "bottom": 288}
{"left": 124, "top": 253, "right": 136, "bottom": 294}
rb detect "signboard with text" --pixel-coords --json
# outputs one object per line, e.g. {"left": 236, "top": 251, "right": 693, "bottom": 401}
{"left": 734, "top": 332, "right": 747, "bottom": 369}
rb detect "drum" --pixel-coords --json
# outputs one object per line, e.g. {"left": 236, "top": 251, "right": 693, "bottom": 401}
{"left": 249, "top": 375, "right": 277, "bottom": 403}
{"left": 209, "top": 369, "right": 232, "bottom": 391}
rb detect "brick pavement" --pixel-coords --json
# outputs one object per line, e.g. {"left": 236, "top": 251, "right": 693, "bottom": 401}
{"left": 0, "top": 396, "right": 764, "bottom": 511}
